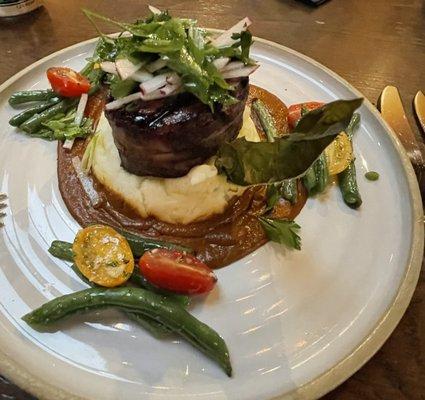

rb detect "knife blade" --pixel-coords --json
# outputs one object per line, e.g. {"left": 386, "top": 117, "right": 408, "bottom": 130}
{"left": 414, "top": 90, "right": 425, "bottom": 134}
{"left": 378, "top": 85, "right": 425, "bottom": 166}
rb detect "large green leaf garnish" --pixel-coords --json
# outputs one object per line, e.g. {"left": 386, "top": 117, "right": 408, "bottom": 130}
{"left": 215, "top": 98, "right": 363, "bottom": 185}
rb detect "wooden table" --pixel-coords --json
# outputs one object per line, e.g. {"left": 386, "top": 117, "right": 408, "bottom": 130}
{"left": 0, "top": 0, "right": 423, "bottom": 398}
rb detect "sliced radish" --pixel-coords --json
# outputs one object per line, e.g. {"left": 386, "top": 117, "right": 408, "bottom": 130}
{"left": 160, "top": 82, "right": 181, "bottom": 96}
{"left": 212, "top": 57, "right": 230, "bottom": 70}
{"left": 166, "top": 73, "right": 181, "bottom": 85}
{"left": 105, "top": 92, "right": 142, "bottom": 110}
{"left": 72, "top": 156, "right": 101, "bottom": 207}
{"left": 63, "top": 139, "right": 75, "bottom": 150}
{"left": 212, "top": 17, "right": 252, "bottom": 48}
{"left": 145, "top": 58, "right": 168, "bottom": 73}
{"left": 100, "top": 61, "right": 118, "bottom": 75}
{"left": 74, "top": 93, "right": 89, "bottom": 126}
{"left": 148, "top": 5, "right": 161, "bottom": 14}
{"left": 221, "top": 65, "right": 259, "bottom": 79}
{"left": 141, "top": 85, "right": 181, "bottom": 101}
{"left": 140, "top": 73, "right": 169, "bottom": 94}
{"left": 131, "top": 69, "right": 154, "bottom": 83}
{"left": 115, "top": 59, "right": 143, "bottom": 80}
{"left": 221, "top": 61, "right": 245, "bottom": 72}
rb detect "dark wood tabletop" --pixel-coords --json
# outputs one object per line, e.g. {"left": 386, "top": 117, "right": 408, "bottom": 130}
{"left": 0, "top": 0, "right": 424, "bottom": 399}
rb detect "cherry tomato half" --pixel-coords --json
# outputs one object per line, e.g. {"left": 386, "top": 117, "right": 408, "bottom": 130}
{"left": 288, "top": 102, "right": 324, "bottom": 131}
{"left": 47, "top": 67, "right": 90, "bottom": 97}
{"left": 139, "top": 249, "right": 217, "bottom": 295}
{"left": 73, "top": 225, "right": 134, "bottom": 287}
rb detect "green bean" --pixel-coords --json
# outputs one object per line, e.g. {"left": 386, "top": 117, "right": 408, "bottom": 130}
{"left": 345, "top": 112, "right": 361, "bottom": 140}
{"left": 9, "top": 98, "right": 61, "bottom": 127}
{"left": 281, "top": 179, "right": 298, "bottom": 204}
{"left": 126, "top": 312, "right": 171, "bottom": 338}
{"left": 252, "top": 99, "right": 279, "bottom": 142}
{"left": 48, "top": 239, "right": 190, "bottom": 307}
{"left": 8, "top": 89, "right": 57, "bottom": 107}
{"left": 20, "top": 99, "right": 76, "bottom": 134}
{"left": 22, "top": 287, "right": 232, "bottom": 376}
{"left": 338, "top": 163, "right": 362, "bottom": 208}
{"left": 117, "top": 229, "right": 193, "bottom": 256}
{"left": 48, "top": 240, "right": 74, "bottom": 262}
{"left": 302, "top": 166, "right": 317, "bottom": 196}
{"left": 68, "top": 265, "right": 171, "bottom": 338}
{"left": 338, "top": 113, "right": 362, "bottom": 209}
{"left": 48, "top": 244, "right": 173, "bottom": 339}
{"left": 312, "top": 153, "right": 329, "bottom": 194}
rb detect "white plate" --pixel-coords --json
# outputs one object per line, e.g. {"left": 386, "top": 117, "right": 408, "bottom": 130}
{"left": 0, "top": 35, "right": 423, "bottom": 400}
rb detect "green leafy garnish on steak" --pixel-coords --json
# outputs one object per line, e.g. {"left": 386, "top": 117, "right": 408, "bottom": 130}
{"left": 215, "top": 98, "right": 363, "bottom": 185}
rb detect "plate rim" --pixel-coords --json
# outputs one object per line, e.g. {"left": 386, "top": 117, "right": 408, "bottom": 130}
{"left": 0, "top": 33, "right": 423, "bottom": 400}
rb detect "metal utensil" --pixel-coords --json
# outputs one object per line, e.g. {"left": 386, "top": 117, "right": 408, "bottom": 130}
{"left": 414, "top": 91, "right": 425, "bottom": 134}
{"left": 0, "top": 193, "right": 6, "bottom": 228}
{"left": 378, "top": 86, "right": 425, "bottom": 200}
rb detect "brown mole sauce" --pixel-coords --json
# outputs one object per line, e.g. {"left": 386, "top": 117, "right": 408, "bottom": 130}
{"left": 57, "top": 85, "right": 307, "bottom": 269}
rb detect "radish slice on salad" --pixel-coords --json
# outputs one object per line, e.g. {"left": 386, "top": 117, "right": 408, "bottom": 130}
{"left": 100, "top": 61, "right": 118, "bottom": 75}
{"left": 221, "top": 65, "right": 259, "bottom": 79}
{"left": 115, "top": 59, "right": 143, "bottom": 80}
{"left": 74, "top": 93, "right": 89, "bottom": 126}
{"left": 131, "top": 69, "right": 154, "bottom": 83}
{"left": 212, "top": 17, "right": 252, "bottom": 48}
{"left": 145, "top": 58, "right": 168, "bottom": 73}
{"left": 105, "top": 92, "right": 142, "bottom": 110}
{"left": 212, "top": 57, "right": 230, "bottom": 70}
{"left": 148, "top": 5, "right": 162, "bottom": 14}
{"left": 140, "top": 73, "right": 171, "bottom": 94}
{"left": 63, "top": 139, "right": 75, "bottom": 150}
{"left": 221, "top": 61, "right": 245, "bottom": 72}
{"left": 160, "top": 82, "right": 181, "bottom": 96}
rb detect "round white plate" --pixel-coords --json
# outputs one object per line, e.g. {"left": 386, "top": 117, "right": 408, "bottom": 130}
{"left": 0, "top": 36, "right": 423, "bottom": 400}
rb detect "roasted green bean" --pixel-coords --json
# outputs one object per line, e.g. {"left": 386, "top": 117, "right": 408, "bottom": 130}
{"left": 312, "top": 153, "right": 329, "bottom": 194}
{"left": 337, "top": 113, "right": 362, "bottom": 209}
{"left": 8, "top": 89, "right": 57, "bottom": 107}
{"left": 117, "top": 229, "right": 193, "bottom": 256}
{"left": 20, "top": 99, "right": 76, "bottom": 134}
{"left": 9, "top": 98, "right": 61, "bottom": 127}
{"left": 281, "top": 179, "right": 298, "bottom": 204}
{"left": 252, "top": 98, "right": 279, "bottom": 142}
{"left": 23, "top": 287, "right": 232, "bottom": 376}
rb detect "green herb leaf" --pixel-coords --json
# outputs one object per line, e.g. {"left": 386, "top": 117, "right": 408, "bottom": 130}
{"left": 41, "top": 110, "right": 93, "bottom": 141}
{"left": 216, "top": 98, "right": 363, "bottom": 185}
{"left": 109, "top": 77, "right": 139, "bottom": 98}
{"left": 259, "top": 217, "right": 301, "bottom": 250}
{"left": 232, "top": 31, "right": 253, "bottom": 64}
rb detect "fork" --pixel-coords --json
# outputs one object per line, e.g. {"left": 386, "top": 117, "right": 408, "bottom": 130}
{"left": 0, "top": 193, "right": 6, "bottom": 228}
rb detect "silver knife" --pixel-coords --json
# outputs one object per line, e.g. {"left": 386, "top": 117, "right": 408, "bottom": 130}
{"left": 379, "top": 86, "right": 425, "bottom": 199}
{"left": 414, "top": 90, "right": 425, "bottom": 134}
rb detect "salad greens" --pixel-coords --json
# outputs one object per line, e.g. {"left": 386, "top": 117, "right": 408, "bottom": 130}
{"left": 82, "top": 8, "right": 254, "bottom": 109}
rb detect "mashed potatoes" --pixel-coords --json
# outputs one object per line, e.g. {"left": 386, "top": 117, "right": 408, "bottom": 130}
{"left": 91, "top": 109, "right": 258, "bottom": 225}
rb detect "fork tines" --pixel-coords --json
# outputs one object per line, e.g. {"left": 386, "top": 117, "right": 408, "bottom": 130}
{"left": 0, "top": 193, "right": 7, "bottom": 228}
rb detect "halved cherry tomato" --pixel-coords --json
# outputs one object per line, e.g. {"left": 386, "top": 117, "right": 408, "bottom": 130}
{"left": 47, "top": 67, "right": 90, "bottom": 97}
{"left": 288, "top": 102, "right": 324, "bottom": 130}
{"left": 73, "top": 225, "right": 134, "bottom": 287}
{"left": 139, "top": 249, "right": 217, "bottom": 295}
